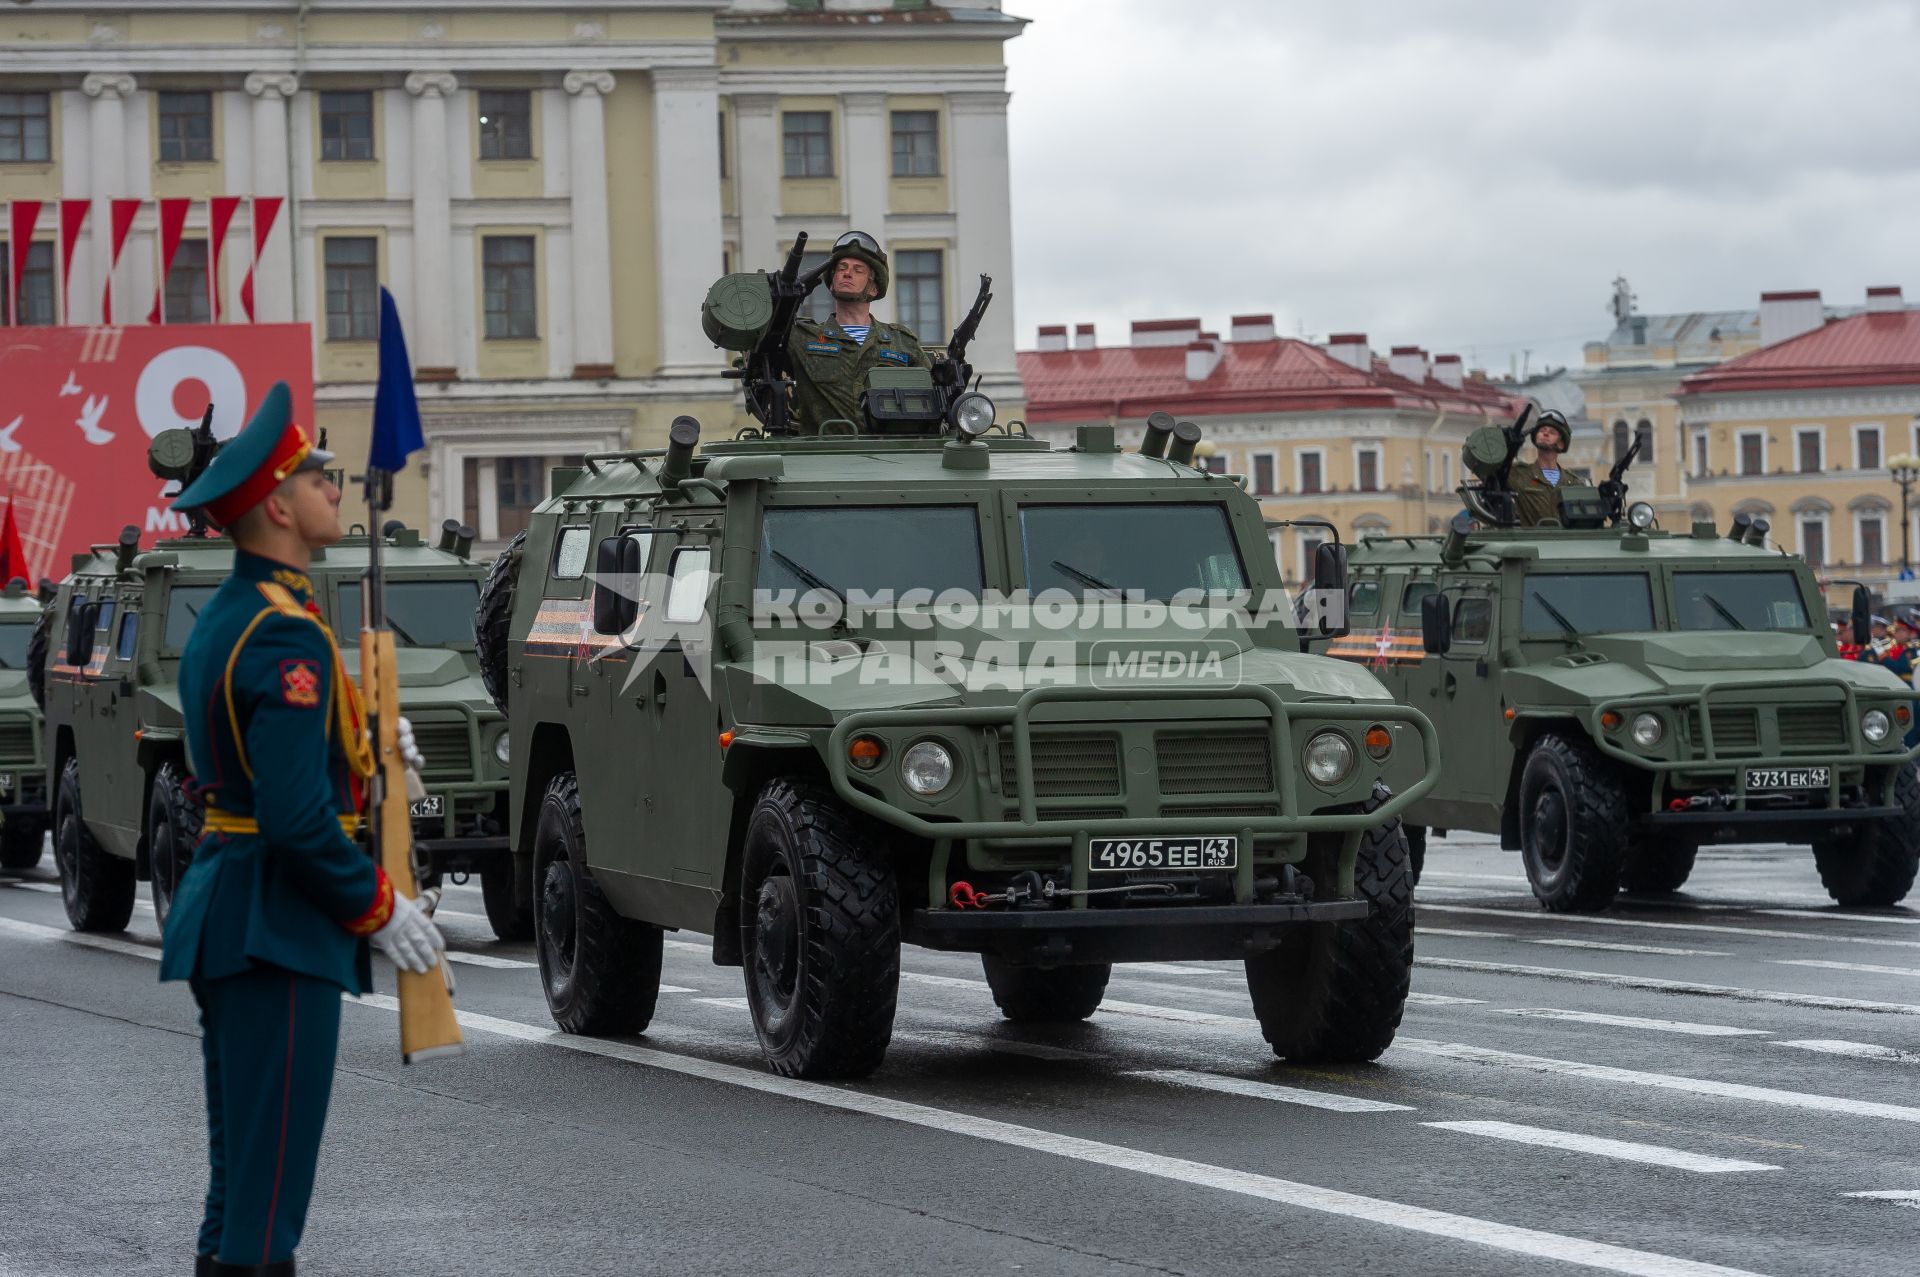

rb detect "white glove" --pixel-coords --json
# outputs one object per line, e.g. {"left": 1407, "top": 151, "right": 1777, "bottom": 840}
{"left": 396, "top": 715, "right": 425, "bottom": 772}
{"left": 370, "top": 890, "right": 446, "bottom": 974}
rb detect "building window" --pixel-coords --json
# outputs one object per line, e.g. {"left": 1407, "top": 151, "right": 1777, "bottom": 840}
{"left": 1299, "top": 449, "right": 1325, "bottom": 495}
{"left": 1298, "top": 535, "right": 1327, "bottom": 586}
{"left": 891, "top": 110, "right": 940, "bottom": 177}
{"left": 1856, "top": 425, "right": 1883, "bottom": 472}
{"left": 717, "top": 111, "right": 728, "bottom": 179}
{"left": 319, "top": 90, "right": 375, "bottom": 161}
{"left": 0, "top": 91, "right": 51, "bottom": 163}
{"left": 157, "top": 91, "right": 214, "bottom": 163}
{"left": 895, "top": 248, "right": 945, "bottom": 342}
{"left": 782, "top": 111, "right": 833, "bottom": 178}
{"left": 1612, "top": 420, "right": 1630, "bottom": 463}
{"left": 1693, "top": 431, "right": 1709, "bottom": 477}
{"left": 1253, "top": 454, "right": 1276, "bottom": 496}
{"left": 1441, "top": 452, "right": 1452, "bottom": 493}
{"left": 164, "top": 240, "right": 211, "bottom": 324}
{"left": 1799, "top": 518, "right": 1826, "bottom": 567}
{"left": 1636, "top": 418, "right": 1654, "bottom": 462}
{"left": 483, "top": 235, "right": 538, "bottom": 339}
{"left": 323, "top": 237, "right": 378, "bottom": 340}
{"left": 1201, "top": 454, "right": 1227, "bottom": 475}
{"left": 1355, "top": 447, "right": 1381, "bottom": 493}
{"left": 1860, "top": 515, "right": 1885, "bottom": 566}
{"left": 1796, "top": 428, "right": 1824, "bottom": 474}
{"left": 463, "top": 454, "right": 585, "bottom": 542}
{"left": 1738, "top": 432, "right": 1765, "bottom": 476}
{"left": 798, "top": 250, "right": 833, "bottom": 324}
{"left": 1, "top": 241, "right": 56, "bottom": 325}
{"left": 477, "top": 90, "right": 532, "bottom": 160}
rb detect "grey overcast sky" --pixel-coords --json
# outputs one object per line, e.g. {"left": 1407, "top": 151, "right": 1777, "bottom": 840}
{"left": 1001, "top": 0, "right": 1920, "bottom": 376}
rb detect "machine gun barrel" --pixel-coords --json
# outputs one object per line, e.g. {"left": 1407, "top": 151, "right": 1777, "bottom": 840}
{"left": 934, "top": 274, "right": 993, "bottom": 394}
{"left": 738, "top": 232, "right": 834, "bottom": 436}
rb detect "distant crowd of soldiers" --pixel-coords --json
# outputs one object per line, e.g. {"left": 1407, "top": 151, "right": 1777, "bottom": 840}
{"left": 1840, "top": 612, "right": 1920, "bottom": 747}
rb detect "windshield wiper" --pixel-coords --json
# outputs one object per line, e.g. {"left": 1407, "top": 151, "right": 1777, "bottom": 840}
{"left": 387, "top": 615, "right": 420, "bottom": 646}
{"left": 769, "top": 549, "right": 846, "bottom": 607}
{"left": 1530, "top": 591, "right": 1579, "bottom": 635}
{"left": 1699, "top": 591, "right": 1748, "bottom": 631}
{"left": 1051, "top": 559, "right": 1123, "bottom": 597}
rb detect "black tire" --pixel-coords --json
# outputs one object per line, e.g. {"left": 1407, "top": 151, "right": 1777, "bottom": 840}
{"left": 1406, "top": 824, "right": 1427, "bottom": 887}
{"left": 532, "top": 771, "right": 663, "bottom": 1034}
{"left": 54, "top": 758, "right": 134, "bottom": 932}
{"left": 0, "top": 814, "right": 46, "bottom": 870}
{"left": 981, "top": 957, "right": 1110, "bottom": 1022}
{"left": 146, "top": 761, "right": 202, "bottom": 930}
{"left": 740, "top": 778, "right": 899, "bottom": 1079}
{"left": 1620, "top": 833, "right": 1697, "bottom": 895}
{"left": 481, "top": 857, "right": 534, "bottom": 941}
{"left": 1813, "top": 763, "right": 1920, "bottom": 907}
{"left": 26, "top": 601, "right": 52, "bottom": 712}
{"left": 1246, "top": 819, "right": 1413, "bottom": 1063}
{"left": 476, "top": 529, "right": 525, "bottom": 713}
{"left": 1517, "top": 733, "right": 1629, "bottom": 913}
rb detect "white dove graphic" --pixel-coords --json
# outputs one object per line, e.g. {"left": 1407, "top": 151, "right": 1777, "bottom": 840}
{"left": 76, "top": 394, "right": 113, "bottom": 445}
{"left": 0, "top": 416, "right": 20, "bottom": 453}
{"left": 58, "top": 372, "right": 81, "bottom": 398}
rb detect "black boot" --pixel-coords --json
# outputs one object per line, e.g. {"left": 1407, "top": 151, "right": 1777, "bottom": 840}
{"left": 195, "top": 1257, "right": 216, "bottom": 1277}
{"left": 208, "top": 1261, "right": 294, "bottom": 1276}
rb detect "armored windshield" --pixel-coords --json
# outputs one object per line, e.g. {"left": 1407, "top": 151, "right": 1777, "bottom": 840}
{"left": 336, "top": 579, "right": 479, "bottom": 647}
{"left": 164, "top": 585, "right": 219, "bottom": 652}
{"left": 1520, "top": 572, "right": 1654, "bottom": 635}
{"left": 757, "top": 506, "right": 985, "bottom": 597}
{"left": 1671, "top": 570, "right": 1811, "bottom": 632}
{"left": 1021, "top": 504, "right": 1248, "bottom": 600}
{"left": 0, "top": 620, "right": 32, "bottom": 669}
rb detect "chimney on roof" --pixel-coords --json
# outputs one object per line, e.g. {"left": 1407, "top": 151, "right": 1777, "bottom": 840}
{"left": 1230, "top": 313, "right": 1276, "bottom": 342}
{"left": 1036, "top": 325, "right": 1068, "bottom": 353}
{"left": 1389, "top": 345, "right": 1430, "bottom": 383}
{"left": 1323, "top": 332, "right": 1371, "bottom": 371}
{"left": 1867, "top": 286, "right": 1904, "bottom": 314}
{"left": 1186, "top": 334, "right": 1224, "bottom": 383}
{"left": 1073, "top": 322, "right": 1096, "bottom": 350}
{"left": 1433, "top": 353, "right": 1463, "bottom": 390}
{"left": 1131, "top": 318, "right": 1203, "bottom": 348}
{"left": 1759, "top": 290, "right": 1825, "bottom": 347}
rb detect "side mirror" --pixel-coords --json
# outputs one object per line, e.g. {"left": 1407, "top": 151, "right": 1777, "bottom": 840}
{"left": 70, "top": 603, "right": 98, "bottom": 667}
{"left": 1852, "top": 585, "right": 1872, "bottom": 649}
{"left": 1421, "top": 591, "right": 1452, "bottom": 656}
{"left": 1311, "top": 542, "right": 1349, "bottom": 638}
{"left": 591, "top": 536, "right": 644, "bottom": 636}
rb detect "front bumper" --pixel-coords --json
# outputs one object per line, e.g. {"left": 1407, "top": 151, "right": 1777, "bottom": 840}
{"left": 905, "top": 898, "right": 1369, "bottom": 964}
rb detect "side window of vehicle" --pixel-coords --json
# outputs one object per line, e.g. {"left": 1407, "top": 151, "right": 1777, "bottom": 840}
{"left": 1453, "top": 596, "right": 1492, "bottom": 645}
{"left": 551, "top": 525, "right": 592, "bottom": 581}
{"left": 1400, "top": 580, "right": 1437, "bottom": 616}
{"left": 63, "top": 594, "right": 92, "bottom": 663}
{"left": 86, "top": 598, "right": 118, "bottom": 673}
{"left": 1348, "top": 580, "right": 1380, "bottom": 617}
{"left": 665, "top": 546, "right": 714, "bottom": 625}
{"left": 115, "top": 611, "right": 140, "bottom": 661}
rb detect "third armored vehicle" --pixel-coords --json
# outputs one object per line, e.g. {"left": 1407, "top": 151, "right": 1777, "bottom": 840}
{"left": 0, "top": 578, "right": 50, "bottom": 868}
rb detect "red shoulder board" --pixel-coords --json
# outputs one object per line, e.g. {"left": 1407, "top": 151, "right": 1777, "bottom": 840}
{"left": 280, "top": 658, "right": 323, "bottom": 708}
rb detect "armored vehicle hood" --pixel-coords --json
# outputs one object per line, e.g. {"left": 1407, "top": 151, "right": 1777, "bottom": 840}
{"left": 1509, "top": 631, "right": 1909, "bottom": 703}
{"left": 338, "top": 644, "right": 482, "bottom": 692}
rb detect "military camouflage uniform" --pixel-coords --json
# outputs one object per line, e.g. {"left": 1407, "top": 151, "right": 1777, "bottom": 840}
{"left": 786, "top": 316, "right": 932, "bottom": 435}
{"left": 1508, "top": 460, "right": 1590, "bottom": 527}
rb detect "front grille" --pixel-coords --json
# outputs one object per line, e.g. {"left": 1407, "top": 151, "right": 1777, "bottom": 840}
{"left": 999, "top": 733, "right": 1121, "bottom": 799}
{"left": 1686, "top": 706, "right": 1760, "bottom": 755}
{"left": 1156, "top": 731, "right": 1273, "bottom": 795}
{"left": 411, "top": 720, "right": 475, "bottom": 784}
{"left": 1777, "top": 704, "right": 1847, "bottom": 749}
{"left": 1161, "top": 804, "right": 1277, "bottom": 819}
{"left": 0, "top": 719, "right": 35, "bottom": 766}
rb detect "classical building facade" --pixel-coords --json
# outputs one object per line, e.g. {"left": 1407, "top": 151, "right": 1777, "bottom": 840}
{"left": 0, "top": 0, "right": 1024, "bottom": 546}
{"left": 1017, "top": 317, "right": 1520, "bottom": 585}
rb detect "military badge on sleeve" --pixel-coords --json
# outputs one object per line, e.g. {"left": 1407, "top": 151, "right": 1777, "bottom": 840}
{"left": 279, "top": 659, "right": 323, "bottom": 708}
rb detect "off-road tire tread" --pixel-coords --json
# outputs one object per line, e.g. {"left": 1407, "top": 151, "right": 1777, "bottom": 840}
{"left": 1620, "top": 834, "right": 1697, "bottom": 895}
{"left": 56, "top": 758, "right": 134, "bottom": 932}
{"left": 26, "top": 601, "right": 52, "bottom": 712}
{"left": 1246, "top": 819, "right": 1413, "bottom": 1064}
{"left": 744, "top": 779, "right": 899, "bottom": 1079}
{"left": 1406, "top": 824, "right": 1427, "bottom": 887}
{"left": 147, "top": 760, "right": 202, "bottom": 926}
{"left": 981, "top": 957, "right": 1111, "bottom": 1022}
{"left": 537, "top": 772, "right": 662, "bottom": 1035}
{"left": 1520, "top": 733, "right": 1630, "bottom": 913}
{"left": 1813, "top": 763, "right": 1920, "bottom": 907}
{"left": 480, "top": 858, "right": 534, "bottom": 941}
{"left": 476, "top": 529, "right": 525, "bottom": 713}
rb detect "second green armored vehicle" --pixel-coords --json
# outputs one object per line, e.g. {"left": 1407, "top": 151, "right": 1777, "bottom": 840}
{"left": 1321, "top": 414, "right": 1920, "bottom": 912}
{"left": 0, "top": 578, "right": 51, "bottom": 868}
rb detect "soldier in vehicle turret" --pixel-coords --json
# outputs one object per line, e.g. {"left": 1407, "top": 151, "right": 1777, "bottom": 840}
{"left": 787, "top": 231, "right": 932, "bottom": 434}
{"left": 1508, "top": 411, "right": 1575, "bottom": 526}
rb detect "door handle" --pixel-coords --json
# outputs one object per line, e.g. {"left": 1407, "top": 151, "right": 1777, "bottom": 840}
{"left": 1444, "top": 672, "right": 1458, "bottom": 697}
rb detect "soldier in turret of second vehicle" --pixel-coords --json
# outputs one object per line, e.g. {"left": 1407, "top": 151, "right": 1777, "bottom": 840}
{"left": 1509, "top": 411, "right": 1577, "bottom": 526}
{"left": 787, "top": 231, "right": 932, "bottom": 434}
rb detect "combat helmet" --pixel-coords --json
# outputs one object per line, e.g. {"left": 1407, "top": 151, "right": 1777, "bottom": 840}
{"left": 827, "top": 230, "right": 889, "bottom": 301}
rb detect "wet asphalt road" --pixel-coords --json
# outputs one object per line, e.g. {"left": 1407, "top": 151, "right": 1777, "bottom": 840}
{"left": 4, "top": 834, "right": 1920, "bottom": 1277}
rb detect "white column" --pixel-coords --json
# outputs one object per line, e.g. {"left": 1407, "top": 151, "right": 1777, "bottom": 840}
{"left": 82, "top": 73, "right": 135, "bottom": 325}
{"left": 842, "top": 92, "right": 888, "bottom": 241}
{"left": 563, "top": 70, "right": 616, "bottom": 376}
{"left": 948, "top": 90, "right": 1018, "bottom": 392}
{"left": 650, "top": 67, "right": 726, "bottom": 374}
{"left": 730, "top": 92, "right": 778, "bottom": 276}
{"left": 243, "top": 72, "right": 298, "bottom": 324}
{"left": 405, "top": 71, "right": 459, "bottom": 377}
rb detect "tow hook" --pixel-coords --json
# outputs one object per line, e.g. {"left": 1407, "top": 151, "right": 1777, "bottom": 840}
{"left": 1668, "top": 791, "right": 1730, "bottom": 812}
{"left": 948, "top": 870, "right": 1178, "bottom": 910}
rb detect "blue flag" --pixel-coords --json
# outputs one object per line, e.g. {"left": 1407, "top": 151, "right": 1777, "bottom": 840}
{"left": 369, "top": 286, "right": 425, "bottom": 473}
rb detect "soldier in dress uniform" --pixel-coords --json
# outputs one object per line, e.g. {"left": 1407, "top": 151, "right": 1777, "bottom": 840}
{"left": 786, "top": 230, "right": 932, "bottom": 434}
{"left": 159, "top": 382, "right": 445, "bottom": 1276}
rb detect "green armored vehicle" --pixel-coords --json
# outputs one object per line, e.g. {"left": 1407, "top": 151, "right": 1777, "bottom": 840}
{"left": 0, "top": 579, "right": 52, "bottom": 868}
{"left": 1321, "top": 413, "right": 1920, "bottom": 912}
{"left": 43, "top": 513, "right": 522, "bottom": 939}
{"left": 478, "top": 246, "right": 1442, "bottom": 1080}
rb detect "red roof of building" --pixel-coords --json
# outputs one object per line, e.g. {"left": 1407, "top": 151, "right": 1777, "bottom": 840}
{"left": 1017, "top": 336, "right": 1520, "bottom": 423}
{"left": 1677, "top": 310, "right": 1920, "bottom": 397}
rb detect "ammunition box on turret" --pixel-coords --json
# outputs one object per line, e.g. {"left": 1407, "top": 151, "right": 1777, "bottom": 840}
{"left": 1462, "top": 425, "right": 1510, "bottom": 480}
{"left": 701, "top": 273, "right": 777, "bottom": 351}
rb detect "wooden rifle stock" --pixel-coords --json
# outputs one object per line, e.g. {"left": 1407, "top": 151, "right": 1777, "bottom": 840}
{"left": 361, "top": 627, "right": 465, "bottom": 1063}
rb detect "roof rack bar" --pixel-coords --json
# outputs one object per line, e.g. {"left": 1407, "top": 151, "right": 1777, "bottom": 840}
{"left": 582, "top": 449, "right": 669, "bottom": 475}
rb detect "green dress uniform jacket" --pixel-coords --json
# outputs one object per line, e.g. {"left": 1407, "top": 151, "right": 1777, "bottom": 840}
{"left": 786, "top": 315, "right": 932, "bottom": 435}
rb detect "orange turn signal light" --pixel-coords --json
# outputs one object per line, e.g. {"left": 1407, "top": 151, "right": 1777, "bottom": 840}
{"left": 718, "top": 730, "right": 735, "bottom": 750}
{"left": 1504, "top": 707, "right": 1517, "bottom": 721}
{"left": 848, "top": 734, "right": 885, "bottom": 770}
{"left": 1364, "top": 725, "right": 1392, "bottom": 759}
{"left": 1900, "top": 706, "right": 1913, "bottom": 725}
{"left": 1600, "top": 710, "right": 1623, "bottom": 731}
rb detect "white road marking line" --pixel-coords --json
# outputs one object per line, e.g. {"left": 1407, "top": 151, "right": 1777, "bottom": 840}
{"left": 1497, "top": 1009, "right": 1767, "bottom": 1038}
{"left": 694, "top": 996, "right": 751, "bottom": 1010}
{"left": 898, "top": 1031, "right": 1106, "bottom": 1063}
{"left": 1136, "top": 1069, "right": 1415, "bottom": 1113}
{"left": 1412, "top": 885, "right": 1526, "bottom": 897}
{"left": 1124, "top": 962, "right": 1230, "bottom": 976}
{"left": 1392, "top": 1037, "right": 1920, "bottom": 1125}
{"left": 666, "top": 938, "right": 711, "bottom": 954}
{"left": 351, "top": 996, "right": 1767, "bottom": 1277}
{"left": 5, "top": 881, "right": 60, "bottom": 894}
{"left": 1419, "top": 927, "right": 1510, "bottom": 939}
{"left": 1406, "top": 992, "right": 1487, "bottom": 1006}
{"left": 658, "top": 985, "right": 697, "bottom": 995}
{"left": 1530, "top": 939, "right": 1729, "bottom": 958}
{"left": 1757, "top": 908, "right": 1920, "bottom": 927}
{"left": 1424, "top": 1121, "right": 1779, "bottom": 1174}
{"left": 1776, "top": 1040, "right": 1920, "bottom": 1063}
{"left": 0, "top": 915, "right": 159, "bottom": 960}
{"left": 1416, "top": 955, "right": 1920, "bottom": 1015}
{"left": 1422, "top": 872, "right": 1525, "bottom": 884}
{"left": 1423, "top": 902, "right": 1920, "bottom": 952}
{"left": 1776, "top": 958, "right": 1920, "bottom": 979}
{"left": 1845, "top": 1190, "right": 1920, "bottom": 1207}
{"left": 442, "top": 951, "right": 538, "bottom": 970}
{"left": 432, "top": 908, "right": 492, "bottom": 925}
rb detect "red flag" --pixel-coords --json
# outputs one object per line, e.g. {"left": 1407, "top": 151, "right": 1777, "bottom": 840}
{"left": 58, "top": 199, "right": 90, "bottom": 324}
{"left": 8, "top": 200, "right": 41, "bottom": 326}
{"left": 102, "top": 198, "right": 141, "bottom": 325}
{"left": 0, "top": 496, "right": 30, "bottom": 587}
{"left": 208, "top": 195, "right": 241, "bottom": 322}
{"left": 239, "top": 195, "right": 283, "bottom": 323}
{"left": 147, "top": 197, "right": 191, "bottom": 325}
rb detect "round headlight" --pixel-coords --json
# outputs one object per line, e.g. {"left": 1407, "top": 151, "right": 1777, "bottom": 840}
{"left": 1630, "top": 712, "right": 1664, "bottom": 748}
{"left": 493, "top": 733, "right": 511, "bottom": 765}
{"left": 950, "top": 392, "right": 996, "bottom": 438}
{"left": 1863, "top": 709, "right": 1892, "bottom": 743}
{"left": 1626, "top": 501, "right": 1656, "bottom": 531}
{"left": 1303, "top": 731, "right": 1355, "bottom": 787}
{"left": 901, "top": 741, "right": 955, "bottom": 796}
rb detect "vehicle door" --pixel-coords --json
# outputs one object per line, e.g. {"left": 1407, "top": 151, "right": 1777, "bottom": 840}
{"left": 647, "top": 513, "right": 728, "bottom": 894}
{"left": 1427, "top": 576, "right": 1504, "bottom": 810}
{"left": 94, "top": 589, "right": 147, "bottom": 849}
{"left": 73, "top": 591, "right": 127, "bottom": 850}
